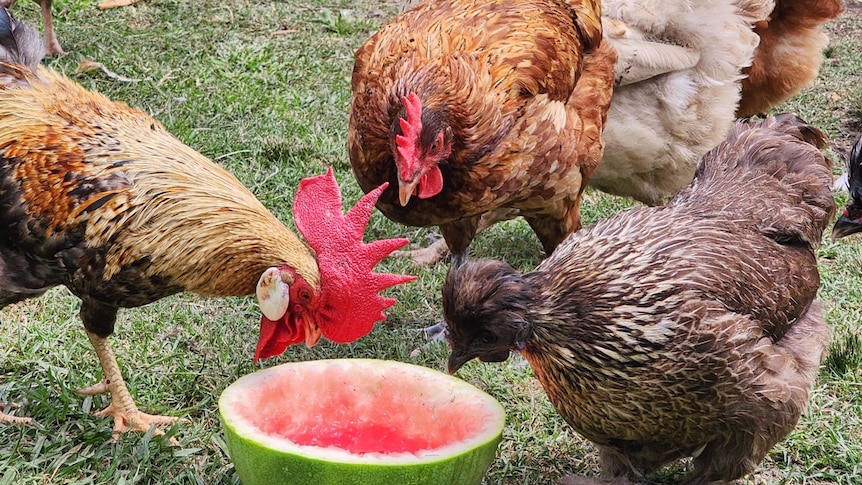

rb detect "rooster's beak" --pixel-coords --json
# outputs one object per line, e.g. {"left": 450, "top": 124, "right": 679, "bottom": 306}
{"left": 303, "top": 316, "right": 322, "bottom": 347}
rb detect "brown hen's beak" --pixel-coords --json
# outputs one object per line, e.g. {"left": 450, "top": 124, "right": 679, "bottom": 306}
{"left": 398, "top": 178, "right": 420, "bottom": 206}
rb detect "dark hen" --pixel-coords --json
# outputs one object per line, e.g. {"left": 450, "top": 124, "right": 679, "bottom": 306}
{"left": 444, "top": 114, "right": 834, "bottom": 484}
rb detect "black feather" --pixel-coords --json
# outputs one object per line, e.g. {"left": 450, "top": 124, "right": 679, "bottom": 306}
{"left": 0, "top": 6, "right": 45, "bottom": 73}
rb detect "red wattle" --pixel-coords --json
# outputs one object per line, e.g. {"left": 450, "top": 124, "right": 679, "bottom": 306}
{"left": 418, "top": 165, "right": 443, "bottom": 199}
{"left": 254, "top": 315, "right": 304, "bottom": 363}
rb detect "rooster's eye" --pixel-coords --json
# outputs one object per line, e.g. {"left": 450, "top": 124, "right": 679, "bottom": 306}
{"left": 299, "top": 289, "right": 312, "bottom": 302}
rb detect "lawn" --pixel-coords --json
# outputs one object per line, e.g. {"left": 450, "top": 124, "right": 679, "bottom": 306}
{"left": 0, "top": 0, "right": 860, "bottom": 483}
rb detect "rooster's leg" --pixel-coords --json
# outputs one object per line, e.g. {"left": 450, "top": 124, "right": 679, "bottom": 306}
{"left": 0, "top": 402, "right": 32, "bottom": 425}
{"left": 80, "top": 330, "right": 179, "bottom": 440}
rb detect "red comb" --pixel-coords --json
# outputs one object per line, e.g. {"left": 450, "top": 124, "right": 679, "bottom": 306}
{"left": 293, "top": 168, "right": 417, "bottom": 343}
{"left": 395, "top": 92, "right": 422, "bottom": 175}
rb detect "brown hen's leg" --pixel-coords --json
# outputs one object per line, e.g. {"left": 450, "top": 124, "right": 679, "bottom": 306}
{"left": 394, "top": 215, "right": 485, "bottom": 267}
{"left": 80, "top": 330, "right": 179, "bottom": 440}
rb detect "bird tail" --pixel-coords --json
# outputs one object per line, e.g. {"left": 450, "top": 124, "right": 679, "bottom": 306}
{"left": 736, "top": 0, "right": 844, "bottom": 116}
{"left": 0, "top": 7, "right": 45, "bottom": 87}
{"left": 671, "top": 113, "right": 836, "bottom": 248}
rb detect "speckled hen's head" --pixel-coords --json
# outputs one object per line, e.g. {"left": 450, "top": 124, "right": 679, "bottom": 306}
{"left": 443, "top": 259, "right": 535, "bottom": 374}
{"left": 254, "top": 168, "right": 416, "bottom": 363}
{"left": 390, "top": 91, "right": 453, "bottom": 206}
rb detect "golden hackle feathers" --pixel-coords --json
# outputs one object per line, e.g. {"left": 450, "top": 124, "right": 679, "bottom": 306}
{"left": 0, "top": 63, "right": 319, "bottom": 296}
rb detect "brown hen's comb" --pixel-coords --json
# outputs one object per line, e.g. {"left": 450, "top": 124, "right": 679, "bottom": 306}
{"left": 395, "top": 92, "right": 422, "bottom": 173}
{"left": 293, "top": 168, "right": 416, "bottom": 343}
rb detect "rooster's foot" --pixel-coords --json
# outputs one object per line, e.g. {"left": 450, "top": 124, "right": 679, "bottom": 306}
{"left": 0, "top": 402, "right": 32, "bottom": 425}
{"left": 76, "top": 378, "right": 110, "bottom": 396}
{"left": 94, "top": 403, "right": 182, "bottom": 442}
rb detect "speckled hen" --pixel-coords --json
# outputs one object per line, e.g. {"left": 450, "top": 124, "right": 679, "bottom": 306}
{"left": 444, "top": 114, "right": 834, "bottom": 484}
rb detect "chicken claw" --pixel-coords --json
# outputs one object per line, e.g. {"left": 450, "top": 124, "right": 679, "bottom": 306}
{"left": 393, "top": 237, "right": 450, "bottom": 266}
{"left": 76, "top": 378, "right": 110, "bottom": 396}
{"left": 84, "top": 331, "right": 183, "bottom": 443}
{"left": 93, "top": 402, "right": 180, "bottom": 441}
{"left": 0, "top": 402, "right": 33, "bottom": 425}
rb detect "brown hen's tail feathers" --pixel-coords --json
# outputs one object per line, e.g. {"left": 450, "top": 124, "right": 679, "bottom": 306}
{"left": 0, "top": 7, "right": 44, "bottom": 79}
{"left": 674, "top": 113, "right": 836, "bottom": 248}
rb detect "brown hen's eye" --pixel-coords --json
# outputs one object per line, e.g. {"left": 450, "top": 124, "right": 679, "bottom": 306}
{"left": 430, "top": 141, "right": 439, "bottom": 152}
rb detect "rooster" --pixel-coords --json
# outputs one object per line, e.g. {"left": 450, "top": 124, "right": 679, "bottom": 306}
{"left": 348, "top": 0, "right": 616, "bottom": 266}
{"left": 0, "top": 0, "right": 62, "bottom": 55}
{"left": 0, "top": 9, "right": 415, "bottom": 437}
{"left": 444, "top": 114, "right": 834, "bottom": 484}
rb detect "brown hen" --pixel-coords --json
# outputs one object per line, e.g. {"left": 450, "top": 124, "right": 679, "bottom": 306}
{"left": 444, "top": 114, "right": 834, "bottom": 484}
{"left": 0, "top": 10, "right": 414, "bottom": 436}
{"left": 348, "top": 0, "right": 616, "bottom": 266}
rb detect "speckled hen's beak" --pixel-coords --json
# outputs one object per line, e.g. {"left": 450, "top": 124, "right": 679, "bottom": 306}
{"left": 447, "top": 351, "right": 473, "bottom": 375}
{"left": 398, "top": 178, "right": 420, "bottom": 206}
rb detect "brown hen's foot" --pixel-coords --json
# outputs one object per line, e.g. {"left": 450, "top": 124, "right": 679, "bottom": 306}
{"left": 38, "top": 0, "right": 65, "bottom": 56}
{"left": 43, "top": 35, "right": 64, "bottom": 56}
{"left": 393, "top": 237, "right": 450, "bottom": 266}
{"left": 85, "top": 331, "right": 182, "bottom": 442}
{"left": 0, "top": 402, "right": 33, "bottom": 425}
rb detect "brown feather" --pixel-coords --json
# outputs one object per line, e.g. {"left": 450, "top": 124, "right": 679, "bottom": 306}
{"left": 349, "top": 0, "right": 615, "bottom": 256}
{"left": 443, "top": 115, "right": 833, "bottom": 483}
{"left": 0, "top": 61, "right": 318, "bottom": 303}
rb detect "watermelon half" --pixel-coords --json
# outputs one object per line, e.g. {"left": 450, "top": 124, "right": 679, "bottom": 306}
{"left": 219, "top": 359, "right": 505, "bottom": 485}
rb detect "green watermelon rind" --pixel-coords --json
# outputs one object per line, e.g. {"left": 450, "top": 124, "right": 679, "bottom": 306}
{"left": 218, "top": 359, "right": 505, "bottom": 485}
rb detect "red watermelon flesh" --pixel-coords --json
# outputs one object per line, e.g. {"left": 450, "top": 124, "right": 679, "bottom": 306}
{"left": 231, "top": 360, "right": 496, "bottom": 455}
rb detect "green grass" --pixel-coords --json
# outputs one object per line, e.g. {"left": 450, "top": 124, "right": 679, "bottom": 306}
{"left": 1, "top": 0, "right": 861, "bottom": 483}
